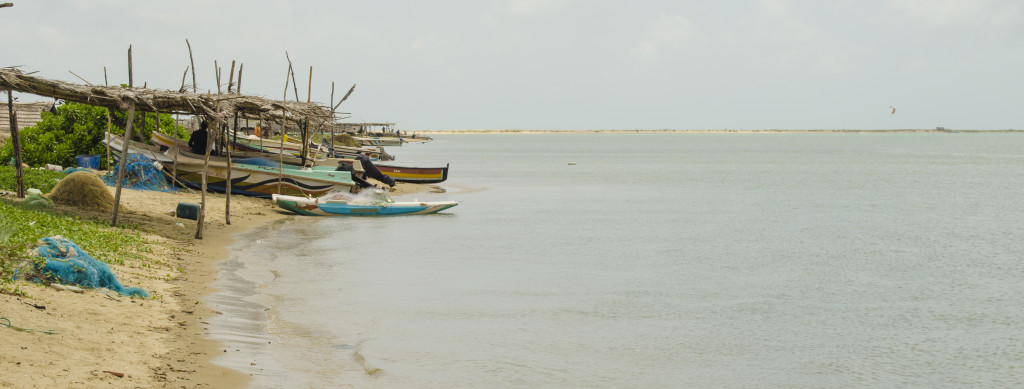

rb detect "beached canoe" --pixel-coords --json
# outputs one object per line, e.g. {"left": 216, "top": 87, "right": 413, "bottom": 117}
{"left": 335, "top": 159, "right": 450, "bottom": 184}
{"left": 108, "top": 133, "right": 357, "bottom": 197}
{"left": 353, "top": 136, "right": 403, "bottom": 147}
{"left": 272, "top": 192, "right": 458, "bottom": 216}
{"left": 164, "top": 148, "right": 356, "bottom": 198}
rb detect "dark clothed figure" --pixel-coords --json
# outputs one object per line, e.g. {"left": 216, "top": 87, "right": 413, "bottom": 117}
{"left": 188, "top": 121, "right": 209, "bottom": 155}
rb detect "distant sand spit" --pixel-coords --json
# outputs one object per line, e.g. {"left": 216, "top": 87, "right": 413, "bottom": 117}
{"left": 419, "top": 129, "right": 1022, "bottom": 134}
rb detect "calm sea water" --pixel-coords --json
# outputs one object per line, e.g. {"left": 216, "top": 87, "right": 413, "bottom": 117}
{"left": 209, "top": 133, "right": 1024, "bottom": 388}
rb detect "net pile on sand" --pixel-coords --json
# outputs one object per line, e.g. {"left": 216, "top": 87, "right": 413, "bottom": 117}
{"left": 34, "top": 235, "right": 148, "bottom": 297}
{"left": 102, "top": 153, "right": 175, "bottom": 192}
{"left": 47, "top": 171, "right": 114, "bottom": 211}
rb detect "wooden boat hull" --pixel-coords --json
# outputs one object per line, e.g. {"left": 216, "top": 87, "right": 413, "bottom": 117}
{"left": 354, "top": 136, "right": 403, "bottom": 147}
{"left": 336, "top": 160, "right": 450, "bottom": 183}
{"left": 167, "top": 149, "right": 355, "bottom": 198}
{"left": 112, "top": 132, "right": 356, "bottom": 198}
{"left": 273, "top": 194, "right": 458, "bottom": 216}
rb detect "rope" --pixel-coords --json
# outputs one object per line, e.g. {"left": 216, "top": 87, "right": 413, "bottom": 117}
{"left": 0, "top": 316, "right": 63, "bottom": 335}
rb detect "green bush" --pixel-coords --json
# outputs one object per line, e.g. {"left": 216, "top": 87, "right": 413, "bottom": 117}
{"left": 0, "top": 101, "right": 189, "bottom": 169}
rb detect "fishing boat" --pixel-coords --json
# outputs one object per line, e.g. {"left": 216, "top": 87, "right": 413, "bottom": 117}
{"left": 314, "top": 138, "right": 394, "bottom": 161}
{"left": 230, "top": 133, "right": 391, "bottom": 161}
{"left": 163, "top": 147, "right": 356, "bottom": 198}
{"left": 336, "top": 159, "right": 449, "bottom": 184}
{"left": 353, "top": 136, "right": 403, "bottom": 147}
{"left": 153, "top": 131, "right": 388, "bottom": 163}
{"left": 272, "top": 189, "right": 458, "bottom": 216}
{"left": 103, "top": 132, "right": 175, "bottom": 164}
{"left": 107, "top": 133, "right": 356, "bottom": 198}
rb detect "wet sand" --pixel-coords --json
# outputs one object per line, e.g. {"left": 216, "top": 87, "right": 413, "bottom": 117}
{"left": 0, "top": 181, "right": 431, "bottom": 388}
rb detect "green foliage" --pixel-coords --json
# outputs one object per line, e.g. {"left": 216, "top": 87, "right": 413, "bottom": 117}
{"left": 0, "top": 101, "right": 189, "bottom": 168}
{"left": 0, "top": 198, "right": 149, "bottom": 289}
{"left": 110, "top": 107, "right": 190, "bottom": 145}
{"left": 0, "top": 102, "right": 109, "bottom": 168}
{"left": 0, "top": 165, "right": 67, "bottom": 193}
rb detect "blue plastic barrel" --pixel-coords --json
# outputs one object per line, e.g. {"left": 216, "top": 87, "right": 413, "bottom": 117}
{"left": 75, "top": 154, "right": 101, "bottom": 169}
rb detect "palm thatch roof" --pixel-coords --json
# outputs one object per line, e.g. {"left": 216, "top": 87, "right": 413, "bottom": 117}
{"left": 0, "top": 67, "right": 331, "bottom": 125}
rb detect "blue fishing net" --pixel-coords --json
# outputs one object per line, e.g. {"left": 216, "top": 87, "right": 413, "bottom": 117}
{"left": 33, "top": 236, "right": 149, "bottom": 298}
{"left": 62, "top": 167, "right": 96, "bottom": 174}
{"left": 102, "top": 153, "right": 175, "bottom": 192}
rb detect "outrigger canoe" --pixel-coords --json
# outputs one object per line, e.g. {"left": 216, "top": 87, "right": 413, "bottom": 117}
{"left": 272, "top": 191, "right": 458, "bottom": 216}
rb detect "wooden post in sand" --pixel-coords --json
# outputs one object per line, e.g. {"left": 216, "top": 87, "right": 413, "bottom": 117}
{"left": 329, "top": 82, "right": 335, "bottom": 151}
{"left": 224, "top": 60, "right": 238, "bottom": 226}
{"left": 111, "top": 103, "right": 136, "bottom": 227}
{"left": 303, "top": 66, "right": 312, "bottom": 167}
{"left": 278, "top": 64, "right": 291, "bottom": 195}
{"left": 112, "top": 46, "right": 136, "bottom": 227}
{"left": 6, "top": 89, "right": 24, "bottom": 198}
{"left": 195, "top": 113, "right": 211, "bottom": 239}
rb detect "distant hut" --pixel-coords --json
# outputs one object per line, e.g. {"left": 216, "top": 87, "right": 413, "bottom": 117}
{"left": 0, "top": 101, "right": 49, "bottom": 141}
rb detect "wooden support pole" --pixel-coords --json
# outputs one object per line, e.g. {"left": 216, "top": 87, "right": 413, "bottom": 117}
{"left": 127, "top": 45, "right": 133, "bottom": 88}
{"left": 180, "top": 67, "right": 188, "bottom": 92}
{"left": 186, "top": 39, "right": 197, "bottom": 93}
{"left": 301, "top": 66, "right": 312, "bottom": 166}
{"left": 223, "top": 61, "right": 238, "bottom": 225}
{"left": 227, "top": 111, "right": 237, "bottom": 225}
{"left": 233, "top": 63, "right": 243, "bottom": 144}
{"left": 138, "top": 111, "right": 146, "bottom": 143}
{"left": 172, "top": 113, "right": 178, "bottom": 182}
{"left": 214, "top": 62, "right": 222, "bottom": 155}
{"left": 227, "top": 60, "right": 236, "bottom": 94}
{"left": 237, "top": 64, "right": 243, "bottom": 96}
{"left": 104, "top": 67, "right": 111, "bottom": 170}
{"left": 7, "top": 89, "right": 24, "bottom": 198}
{"left": 214, "top": 61, "right": 221, "bottom": 94}
{"left": 286, "top": 52, "right": 300, "bottom": 102}
{"left": 111, "top": 103, "right": 136, "bottom": 227}
{"left": 278, "top": 65, "right": 289, "bottom": 194}
{"left": 330, "top": 82, "right": 335, "bottom": 151}
{"left": 195, "top": 115, "right": 210, "bottom": 239}
{"left": 223, "top": 118, "right": 231, "bottom": 225}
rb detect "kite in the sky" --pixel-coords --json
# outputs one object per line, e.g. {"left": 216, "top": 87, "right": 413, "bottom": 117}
{"left": 890, "top": 105, "right": 896, "bottom": 114}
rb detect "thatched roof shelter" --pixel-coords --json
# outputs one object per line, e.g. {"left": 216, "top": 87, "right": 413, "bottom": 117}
{"left": 0, "top": 67, "right": 332, "bottom": 125}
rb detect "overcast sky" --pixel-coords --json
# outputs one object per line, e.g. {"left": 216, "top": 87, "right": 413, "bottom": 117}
{"left": 3, "top": 0, "right": 1022, "bottom": 130}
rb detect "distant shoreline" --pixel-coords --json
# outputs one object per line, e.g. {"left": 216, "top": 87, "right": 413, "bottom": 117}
{"left": 417, "top": 129, "right": 1022, "bottom": 134}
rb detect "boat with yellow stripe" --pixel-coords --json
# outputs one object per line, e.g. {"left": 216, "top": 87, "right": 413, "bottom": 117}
{"left": 336, "top": 160, "right": 449, "bottom": 184}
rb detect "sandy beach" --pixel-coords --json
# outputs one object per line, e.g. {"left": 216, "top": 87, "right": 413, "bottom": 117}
{"left": 0, "top": 181, "right": 430, "bottom": 388}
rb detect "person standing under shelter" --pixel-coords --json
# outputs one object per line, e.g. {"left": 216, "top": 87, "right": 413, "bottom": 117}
{"left": 188, "top": 120, "right": 209, "bottom": 155}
